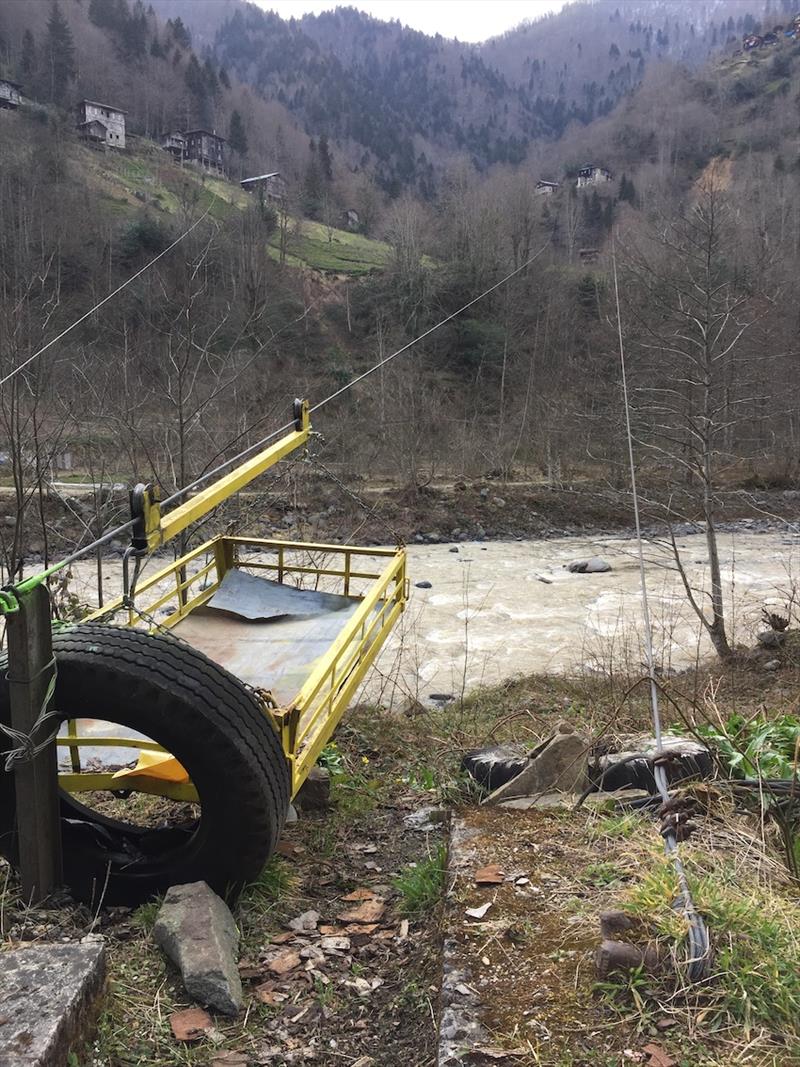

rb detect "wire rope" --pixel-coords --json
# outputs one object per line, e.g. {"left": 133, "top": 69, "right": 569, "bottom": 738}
{"left": 611, "top": 237, "right": 710, "bottom": 981}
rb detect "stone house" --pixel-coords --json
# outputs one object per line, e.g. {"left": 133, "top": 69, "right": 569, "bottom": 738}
{"left": 76, "top": 99, "right": 126, "bottom": 148}
{"left": 576, "top": 163, "right": 612, "bottom": 188}
{"left": 0, "top": 79, "right": 22, "bottom": 109}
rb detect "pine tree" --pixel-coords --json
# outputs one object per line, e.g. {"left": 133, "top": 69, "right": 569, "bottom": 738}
{"left": 229, "top": 110, "right": 248, "bottom": 159}
{"left": 20, "top": 29, "right": 36, "bottom": 82}
{"left": 318, "top": 134, "right": 333, "bottom": 181}
{"left": 45, "top": 2, "right": 76, "bottom": 104}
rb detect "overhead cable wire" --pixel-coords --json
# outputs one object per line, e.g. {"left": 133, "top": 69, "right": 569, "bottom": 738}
{"left": 162, "top": 241, "right": 549, "bottom": 509}
{"left": 611, "top": 236, "right": 710, "bottom": 981}
{"left": 312, "top": 241, "right": 549, "bottom": 414}
{"left": 26, "top": 240, "right": 549, "bottom": 573}
{"left": 0, "top": 202, "right": 216, "bottom": 390}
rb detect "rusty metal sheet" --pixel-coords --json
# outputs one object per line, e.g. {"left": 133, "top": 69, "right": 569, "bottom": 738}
{"left": 205, "top": 569, "right": 357, "bottom": 621}
{"left": 173, "top": 572, "right": 363, "bottom": 704}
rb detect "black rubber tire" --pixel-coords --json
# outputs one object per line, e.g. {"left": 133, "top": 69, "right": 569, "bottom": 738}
{"left": 0, "top": 625, "right": 290, "bottom": 906}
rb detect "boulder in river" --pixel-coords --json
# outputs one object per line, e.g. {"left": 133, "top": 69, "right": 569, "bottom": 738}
{"left": 566, "top": 556, "right": 612, "bottom": 574}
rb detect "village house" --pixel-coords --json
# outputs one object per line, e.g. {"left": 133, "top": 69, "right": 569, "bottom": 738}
{"left": 535, "top": 179, "right": 560, "bottom": 196}
{"left": 76, "top": 99, "right": 126, "bottom": 148}
{"left": 185, "top": 129, "right": 226, "bottom": 173}
{"left": 0, "top": 78, "right": 22, "bottom": 109}
{"left": 240, "top": 171, "right": 285, "bottom": 201}
{"left": 576, "top": 163, "right": 612, "bottom": 188}
{"left": 342, "top": 208, "right": 360, "bottom": 230}
{"left": 161, "top": 131, "right": 187, "bottom": 161}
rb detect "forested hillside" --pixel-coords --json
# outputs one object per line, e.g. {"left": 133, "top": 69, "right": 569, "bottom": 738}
{"left": 0, "top": 0, "right": 798, "bottom": 581}
{"left": 154, "top": 0, "right": 797, "bottom": 194}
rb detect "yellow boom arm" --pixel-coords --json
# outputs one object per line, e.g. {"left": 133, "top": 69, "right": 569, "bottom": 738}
{"left": 131, "top": 399, "right": 310, "bottom": 553}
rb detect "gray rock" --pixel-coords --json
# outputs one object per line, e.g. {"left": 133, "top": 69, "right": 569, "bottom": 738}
{"left": 284, "top": 802, "right": 298, "bottom": 824}
{"left": 0, "top": 941, "right": 106, "bottom": 1066}
{"left": 493, "top": 497, "right": 507, "bottom": 508}
{"left": 403, "top": 806, "right": 449, "bottom": 832}
{"left": 567, "top": 556, "right": 612, "bottom": 573}
{"left": 757, "top": 630, "right": 785, "bottom": 649}
{"left": 448, "top": 546, "right": 459, "bottom": 553}
{"left": 479, "top": 487, "right": 489, "bottom": 499}
{"left": 153, "top": 881, "right": 242, "bottom": 1016}
{"left": 764, "top": 659, "right": 781, "bottom": 672}
{"left": 296, "top": 766, "right": 330, "bottom": 811}
{"left": 415, "top": 580, "right": 432, "bottom": 589}
{"left": 485, "top": 723, "right": 589, "bottom": 803}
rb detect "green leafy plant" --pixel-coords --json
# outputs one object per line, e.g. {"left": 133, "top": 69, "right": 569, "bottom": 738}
{"left": 695, "top": 714, "right": 800, "bottom": 780}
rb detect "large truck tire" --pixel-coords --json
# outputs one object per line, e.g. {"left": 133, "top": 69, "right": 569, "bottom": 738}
{"left": 0, "top": 625, "right": 290, "bottom": 906}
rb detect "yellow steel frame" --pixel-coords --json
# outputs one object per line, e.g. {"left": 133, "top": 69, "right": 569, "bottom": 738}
{"left": 60, "top": 398, "right": 407, "bottom": 803}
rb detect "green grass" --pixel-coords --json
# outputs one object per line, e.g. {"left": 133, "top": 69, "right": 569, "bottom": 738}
{"left": 393, "top": 843, "right": 447, "bottom": 916}
{"left": 268, "top": 219, "right": 390, "bottom": 275}
{"left": 619, "top": 855, "right": 800, "bottom": 1050}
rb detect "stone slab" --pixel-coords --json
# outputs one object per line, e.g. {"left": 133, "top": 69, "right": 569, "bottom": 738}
{"left": 0, "top": 941, "right": 106, "bottom": 1066}
{"left": 154, "top": 881, "right": 242, "bottom": 1016}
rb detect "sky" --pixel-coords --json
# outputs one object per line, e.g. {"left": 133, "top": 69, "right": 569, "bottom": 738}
{"left": 254, "top": 1, "right": 567, "bottom": 43}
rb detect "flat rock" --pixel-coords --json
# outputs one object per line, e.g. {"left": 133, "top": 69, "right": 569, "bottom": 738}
{"left": 0, "top": 941, "right": 106, "bottom": 1066}
{"left": 154, "top": 881, "right": 242, "bottom": 1016}
{"left": 485, "top": 726, "right": 588, "bottom": 804}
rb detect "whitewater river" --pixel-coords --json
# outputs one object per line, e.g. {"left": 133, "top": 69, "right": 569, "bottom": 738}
{"left": 365, "top": 530, "right": 800, "bottom": 704}
{"left": 59, "top": 529, "right": 800, "bottom": 707}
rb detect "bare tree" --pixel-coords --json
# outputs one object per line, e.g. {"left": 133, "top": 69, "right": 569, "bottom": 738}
{"left": 622, "top": 169, "right": 776, "bottom": 658}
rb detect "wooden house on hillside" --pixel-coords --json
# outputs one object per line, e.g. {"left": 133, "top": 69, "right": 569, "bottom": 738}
{"left": 76, "top": 99, "right": 126, "bottom": 148}
{"left": 0, "top": 78, "right": 22, "bottom": 109}
{"left": 161, "top": 131, "right": 187, "bottom": 161}
{"left": 240, "top": 171, "right": 285, "bottom": 202}
{"left": 535, "top": 179, "right": 560, "bottom": 196}
{"left": 185, "top": 129, "right": 226, "bottom": 173}
{"left": 576, "top": 163, "right": 612, "bottom": 188}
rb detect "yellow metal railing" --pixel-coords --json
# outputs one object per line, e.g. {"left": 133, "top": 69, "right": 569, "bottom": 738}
{"left": 72, "top": 535, "right": 407, "bottom": 798}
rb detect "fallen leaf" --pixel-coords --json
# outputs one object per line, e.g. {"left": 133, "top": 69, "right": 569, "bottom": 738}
{"left": 169, "top": 1007, "right": 212, "bottom": 1042}
{"left": 211, "top": 1052, "right": 249, "bottom": 1067}
{"left": 275, "top": 840, "right": 298, "bottom": 857}
{"left": 267, "top": 949, "right": 302, "bottom": 975}
{"left": 351, "top": 1058, "right": 375, "bottom": 1067}
{"left": 288, "top": 910, "right": 321, "bottom": 933}
{"left": 337, "top": 898, "right": 385, "bottom": 924}
{"left": 341, "top": 887, "right": 377, "bottom": 901}
{"left": 642, "top": 1044, "right": 677, "bottom": 1067}
{"left": 475, "top": 864, "right": 505, "bottom": 885}
{"left": 465, "top": 902, "right": 493, "bottom": 920}
{"left": 238, "top": 959, "right": 262, "bottom": 980}
{"left": 345, "top": 922, "right": 379, "bottom": 936}
{"left": 253, "top": 983, "right": 288, "bottom": 1006}
{"left": 514, "top": 876, "right": 531, "bottom": 887}
{"left": 398, "top": 918, "right": 409, "bottom": 940}
{"left": 319, "top": 936, "right": 351, "bottom": 952}
{"left": 317, "top": 924, "right": 342, "bottom": 936}
{"left": 270, "top": 931, "right": 296, "bottom": 945}
{"left": 344, "top": 975, "right": 384, "bottom": 997}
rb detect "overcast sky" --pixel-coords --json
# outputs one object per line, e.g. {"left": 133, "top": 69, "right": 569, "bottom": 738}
{"left": 254, "top": 1, "right": 567, "bottom": 43}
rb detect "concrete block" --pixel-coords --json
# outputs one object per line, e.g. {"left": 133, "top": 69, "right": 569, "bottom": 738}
{"left": 0, "top": 941, "right": 106, "bottom": 1066}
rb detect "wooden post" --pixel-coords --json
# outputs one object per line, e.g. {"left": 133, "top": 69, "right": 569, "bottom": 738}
{"left": 4, "top": 583, "right": 62, "bottom": 901}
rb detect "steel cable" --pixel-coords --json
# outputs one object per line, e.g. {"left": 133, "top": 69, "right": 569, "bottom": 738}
{"left": 611, "top": 237, "right": 710, "bottom": 981}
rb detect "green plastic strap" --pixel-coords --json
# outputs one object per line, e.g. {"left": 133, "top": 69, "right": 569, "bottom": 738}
{"left": 0, "top": 589, "right": 19, "bottom": 615}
